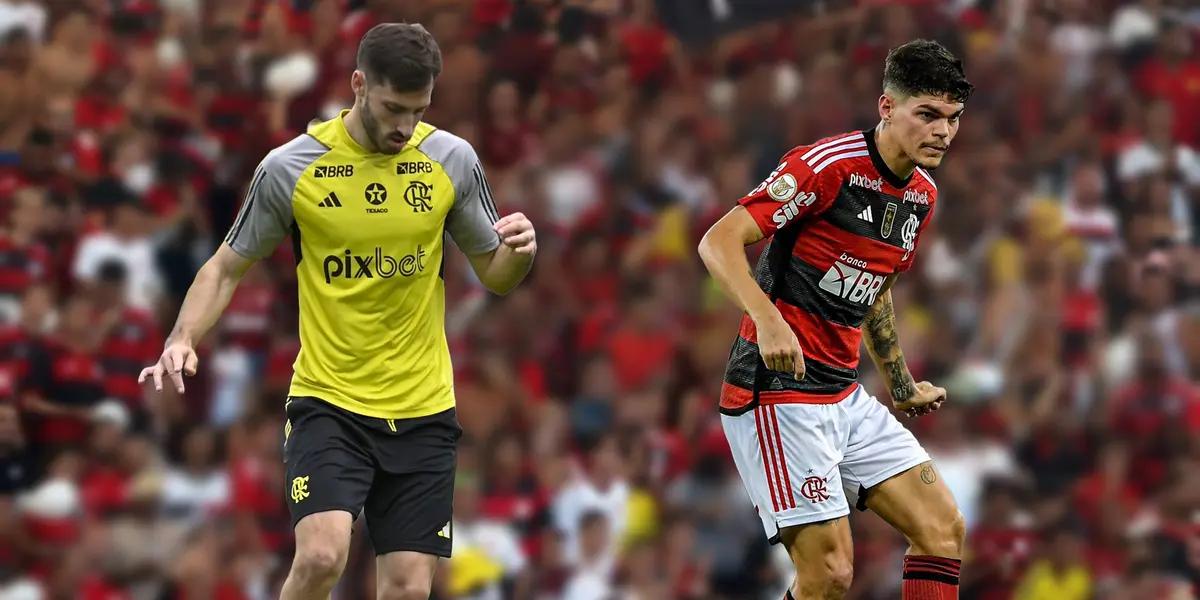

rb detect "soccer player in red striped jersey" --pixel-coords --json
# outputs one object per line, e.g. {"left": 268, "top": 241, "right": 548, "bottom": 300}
{"left": 698, "top": 40, "right": 974, "bottom": 600}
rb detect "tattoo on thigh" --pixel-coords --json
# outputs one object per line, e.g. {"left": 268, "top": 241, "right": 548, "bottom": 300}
{"left": 920, "top": 464, "right": 937, "bottom": 485}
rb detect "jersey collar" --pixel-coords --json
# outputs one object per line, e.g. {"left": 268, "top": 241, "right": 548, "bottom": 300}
{"left": 861, "top": 128, "right": 913, "bottom": 189}
{"left": 336, "top": 110, "right": 374, "bottom": 155}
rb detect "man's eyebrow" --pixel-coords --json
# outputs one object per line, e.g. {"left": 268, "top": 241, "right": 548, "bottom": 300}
{"left": 383, "top": 101, "right": 430, "bottom": 111}
{"left": 916, "top": 104, "right": 965, "bottom": 118}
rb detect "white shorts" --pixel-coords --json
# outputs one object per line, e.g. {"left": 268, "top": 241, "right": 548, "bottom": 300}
{"left": 721, "top": 384, "right": 930, "bottom": 541}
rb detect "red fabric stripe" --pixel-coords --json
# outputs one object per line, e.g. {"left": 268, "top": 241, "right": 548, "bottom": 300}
{"left": 904, "top": 565, "right": 961, "bottom": 577}
{"left": 906, "top": 556, "right": 963, "bottom": 571}
{"left": 719, "top": 381, "right": 857, "bottom": 409}
{"left": 759, "top": 407, "right": 789, "bottom": 512}
{"left": 769, "top": 405, "right": 796, "bottom": 509}
{"left": 916, "top": 556, "right": 963, "bottom": 568}
{"left": 737, "top": 314, "right": 755, "bottom": 340}
{"left": 792, "top": 219, "right": 905, "bottom": 268}
{"left": 737, "top": 309, "right": 861, "bottom": 371}
{"left": 902, "top": 578, "right": 957, "bottom": 600}
{"left": 754, "top": 407, "right": 780, "bottom": 512}
{"left": 775, "top": 303, "right": 861, "bottom": 370}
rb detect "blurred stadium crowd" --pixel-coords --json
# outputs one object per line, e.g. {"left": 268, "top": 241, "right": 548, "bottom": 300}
{"left": 0, "top": 0, "right": 1198, "bottom": 599}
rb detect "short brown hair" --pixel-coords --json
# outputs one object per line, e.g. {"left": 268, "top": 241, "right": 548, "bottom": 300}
{"left": 356, "top": 23, "right": 442, "bottom": 91}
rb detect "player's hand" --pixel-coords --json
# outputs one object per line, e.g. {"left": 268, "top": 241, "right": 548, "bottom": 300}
{"left": 753, "top": 311, "right": 805, "bottom": 380}
{"left": 494, "top": 212, "right": 537, "bottom": 254}
{"left": 138, "top": 341, "right": 199, "bottom": 393}
{"left": 894, "top": 381, "right": 946, "bottom": 418}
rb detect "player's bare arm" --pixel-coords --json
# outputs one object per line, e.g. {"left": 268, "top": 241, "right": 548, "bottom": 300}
{"left": 699, "top": 205, "right": 804, "bottom": 379}
{"left": 140, "top": 130, "right": 301, "bottom": 394}
{"left": 465, "top": 212, "right": 536, "bottom": 295}
{"left": 138, "top": 244, "right": 256, "bottom": 393}
{"left": 860, "top": 275, "right": 945, "bottom": 417}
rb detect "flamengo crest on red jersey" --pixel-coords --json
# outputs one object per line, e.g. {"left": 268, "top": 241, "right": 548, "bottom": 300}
{"left": 900, "top": 213, "right": 920, "bottom": 260}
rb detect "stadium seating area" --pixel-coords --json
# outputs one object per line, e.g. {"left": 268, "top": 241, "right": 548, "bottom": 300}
{"left": 0, "top": 0, "right": 1198, "bottom": 599}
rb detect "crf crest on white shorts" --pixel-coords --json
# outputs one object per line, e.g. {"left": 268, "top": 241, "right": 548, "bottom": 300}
{"left": 721, "top": 384, "right": 930, "bottom": 542}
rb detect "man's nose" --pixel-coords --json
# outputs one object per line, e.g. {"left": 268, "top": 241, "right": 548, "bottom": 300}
{"left": 395, "top": 116, "right": 417, "bottom": 138}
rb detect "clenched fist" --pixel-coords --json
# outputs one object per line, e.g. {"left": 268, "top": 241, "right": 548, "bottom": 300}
{"left": 894, "top": 381, "right": 946, "bottom": 418}
{"left": 754, "top": 311, "right": 805, "bottom": 380}
{"left": 494, "top": 212, "right": 537, "bottom": 254}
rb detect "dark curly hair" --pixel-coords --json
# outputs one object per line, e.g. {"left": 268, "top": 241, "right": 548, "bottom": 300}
{"left": 882, "top": 39, "right": 974, "bottom": 104}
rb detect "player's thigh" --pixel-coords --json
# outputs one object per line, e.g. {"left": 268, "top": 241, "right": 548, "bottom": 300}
{"left": 284, "top": 397, "right": 376, "bottom": 530}
{"left": 364, "top": 408, "right": 461, "bottom": 558}
{"left": 837, "top": 385, "right": 931, "bottom": 512}
{"left": 836, "top": 388, "right": 963, "bottom": 553}
{"left": 721, "top": 403, "right": 852, "bottom": 543}
{"left": 292, "top": 510, "right": 356, "bottom": 575}
{"left": 861, "top": 463, "right": 964, "bottom": 556}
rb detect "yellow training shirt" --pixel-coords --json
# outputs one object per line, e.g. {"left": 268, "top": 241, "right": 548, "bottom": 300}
{"left": 224, "top": 112, "right": 501, "bottom": 419}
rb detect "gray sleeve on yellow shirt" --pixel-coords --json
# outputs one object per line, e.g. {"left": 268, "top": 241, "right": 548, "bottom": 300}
{"left": 420, "top": 130, "right": 502, "bottom": 256}
{"left": 224, "top": 134, "right": 328, "bottom": 260}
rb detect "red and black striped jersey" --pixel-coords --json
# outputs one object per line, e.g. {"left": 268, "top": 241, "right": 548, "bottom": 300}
{"left": 720, "top": 130, "right": 937, "bottom": 414}
{"left": 0, "top": 236, "right": 50, "bottom": 298}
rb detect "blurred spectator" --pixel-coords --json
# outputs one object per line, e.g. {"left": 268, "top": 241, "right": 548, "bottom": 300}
{"left": 1013, "top": 519, "right": 1094, "bottom": 600}
{"left": 559, "top": 510, "right": 615, "bottom": 600}
{"left": 160, "top": 425, "right": 228, "bottom": 521}
{"left": 71, "top": 196, "right": 162, "bottom": 312}
{"left": 0, "top": 402, "right": 30, "bottom": 495}
{"left": 105, "top": 471, "right": 190, "bottom": 600}
{"left": 551, "top": 435, "right": 628, "bottom": 566}
{"left": 449, "top": 472, "right": 530, "bottom": 600}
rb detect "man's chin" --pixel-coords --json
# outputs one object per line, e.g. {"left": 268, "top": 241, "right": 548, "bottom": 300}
{"left": 372, "top": 145, "right": 404, "bottom": 156}
{"left": 913, "top": 155, "right": 944, "bottom": 170}
{"left": 369, "top": 137, "right": 407, "bottom": 155}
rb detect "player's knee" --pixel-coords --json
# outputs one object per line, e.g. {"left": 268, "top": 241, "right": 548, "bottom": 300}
{"left": 826, "top": 560, "right": 855, "bottom": 597}
{"left": 796, "top": 557, "right": 854, "bottom": 599}
{"left": 376, "top": 577, "right": 432, "bottom": 600}
{"left": 908, "top": 509, "right": 967, "bottom": 556}
{"left": 291, "top": 543, "right": 348, "bottom": 583}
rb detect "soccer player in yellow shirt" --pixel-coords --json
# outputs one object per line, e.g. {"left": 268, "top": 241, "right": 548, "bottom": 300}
{"left": 138, "top": 23, "right": 536, "bottom": 600}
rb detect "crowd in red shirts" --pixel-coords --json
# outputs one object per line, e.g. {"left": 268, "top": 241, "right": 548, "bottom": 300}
{"left": 0, "top": 0, "right": 1198, "bottom": 599}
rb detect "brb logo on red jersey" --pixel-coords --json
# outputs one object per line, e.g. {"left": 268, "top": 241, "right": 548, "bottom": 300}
{"left": 818, "top": 254, "right": 885, "bottom": 305}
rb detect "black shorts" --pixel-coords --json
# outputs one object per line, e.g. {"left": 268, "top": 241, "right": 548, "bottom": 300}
{"left": 283, "top": 396, "right": 462, "bottom": 557}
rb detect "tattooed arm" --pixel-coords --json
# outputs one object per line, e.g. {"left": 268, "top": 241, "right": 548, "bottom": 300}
{"left": 861, "top": 275, "right": 916, "bottom": 404}
{"left": 861, "top": 275, "right": 947, "bottom": 415}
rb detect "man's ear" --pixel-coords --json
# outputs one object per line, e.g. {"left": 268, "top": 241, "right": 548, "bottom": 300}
{"left": 878, "top": 94, "right": 894, "bottom": 124}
